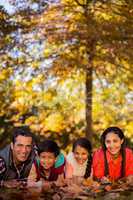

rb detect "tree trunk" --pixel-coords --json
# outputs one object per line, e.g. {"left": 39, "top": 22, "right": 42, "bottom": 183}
{"left": 82, "top": 3, "right": 95, "bottom": 141}
{"left": 85, "top": 39, "right": 95, "bottom": 141}
{"left": 85, "top": 63, "right": 93, "bottom": 140}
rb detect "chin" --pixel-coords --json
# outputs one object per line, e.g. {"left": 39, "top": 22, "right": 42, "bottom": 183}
{"left": 45, "top": 166, "right": 52, "bottom": 169}
{"left": 19, "top": 158, "right": 27, "bottom": 162}
{"left": 110, "top": 151, "right": 119, "bottom": 155}
{"left": 78, "top": 161, "right": 85, "bottom": 165}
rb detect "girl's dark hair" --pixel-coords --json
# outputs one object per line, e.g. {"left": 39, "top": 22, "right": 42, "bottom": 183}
{"left": 38, "top": 140, "right": 60, "bottom": 157}
{"left": 101, "top": 126, "right": 126, "bottom": 178}
{"left": 72, "top": 137, "right": 92, "bottom": 179}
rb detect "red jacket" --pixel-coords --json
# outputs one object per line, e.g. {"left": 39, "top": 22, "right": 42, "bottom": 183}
{"left": 92, "top": 147, "right": 133, "bottom": 181}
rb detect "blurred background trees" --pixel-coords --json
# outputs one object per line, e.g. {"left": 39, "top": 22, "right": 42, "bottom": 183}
{"left": 0, "top": 0, "right": 133, "bottom": 149}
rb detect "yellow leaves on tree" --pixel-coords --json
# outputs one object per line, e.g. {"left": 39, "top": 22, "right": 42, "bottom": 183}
{"left": 44, "top": 113, "right": 65, "bottom": 133}
{"left": 125, "top": 122, "right": 133, "bottom": 140}
{"left": 42, "top": 92, "right": 53, "bottom": 102}
{"left": 0, "top": 68, "right": 13, "bottom": 82}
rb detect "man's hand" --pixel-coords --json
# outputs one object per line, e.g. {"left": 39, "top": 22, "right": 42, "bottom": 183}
{"left": 3, "top": 180, "right": 21, "bottom": 188}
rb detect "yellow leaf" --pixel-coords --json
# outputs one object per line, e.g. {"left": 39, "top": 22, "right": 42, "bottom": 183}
{"left": 45, "top": 113, "right": 64, "bottom": 132}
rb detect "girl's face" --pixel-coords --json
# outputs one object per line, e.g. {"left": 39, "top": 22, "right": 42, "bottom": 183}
{"left": 105, "top": 132, "right": 124, "bottom": 155}
{"left": 74, "top": 145, "right": 88, "bottom": 165}
{"left": 40, "top": 152, "right": 56, "bottom": 170}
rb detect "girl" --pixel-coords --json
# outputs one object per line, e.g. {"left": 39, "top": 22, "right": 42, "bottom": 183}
{"left": 92, "top": 127, "right": 133, "bottom": 182}
{"left": 28, "top": 139, "right": 65, "bottom": 187}
{"left": 65, "top": 138, "right": 92, "bottom": 179}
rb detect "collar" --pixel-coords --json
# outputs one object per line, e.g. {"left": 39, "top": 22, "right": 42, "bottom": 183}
{"left": 106, "top": 150, "right": 122, "bottom": 163}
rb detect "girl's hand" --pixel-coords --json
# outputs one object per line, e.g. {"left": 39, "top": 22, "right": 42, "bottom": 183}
{"left": 65, "top": 178, "right": 73, "bottom": 186}
{"left": 55, "top": 174, "right": 67, "bottom": 187}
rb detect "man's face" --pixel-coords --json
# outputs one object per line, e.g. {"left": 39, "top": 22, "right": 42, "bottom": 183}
{"left": 11, "top": 135, "right": 32, "bottom": 164}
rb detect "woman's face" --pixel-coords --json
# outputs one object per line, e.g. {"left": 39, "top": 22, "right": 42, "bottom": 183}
{"left": 74, "top": 145, "right": 88, "bottom": 165}
{"left": 105, "top": 132, "right": 124, "bottom": 155}
{"left": 40, "top": 152, "right": 56, "bottom": 170}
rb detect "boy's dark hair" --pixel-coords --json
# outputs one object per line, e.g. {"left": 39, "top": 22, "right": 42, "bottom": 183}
{"left": 12, "top": 126, "right": 34, "bottom": 144}
{"left": 101, "top": 126, "right": 126, "bottom": 178}
{"left": 72, "top": 137, "right": 92, "bottom": 179}
{"left": 38, "top": 140, "right": 60, "bottom": 157}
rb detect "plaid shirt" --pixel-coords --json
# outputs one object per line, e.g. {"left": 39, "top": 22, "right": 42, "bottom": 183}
{"left": 0, "top": 157, "right": 6, "bottom": 175}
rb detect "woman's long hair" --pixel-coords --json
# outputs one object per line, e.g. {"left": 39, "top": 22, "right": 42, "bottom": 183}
{"left": 100, "top": 126, "right": 126, "bottom": 178}
{"left": 72, "top": 137, "right": 92, "bottom": 179}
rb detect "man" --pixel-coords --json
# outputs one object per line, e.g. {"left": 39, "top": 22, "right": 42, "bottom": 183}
{"left": 0, "top": 126, "right": 36, "bottom": 187}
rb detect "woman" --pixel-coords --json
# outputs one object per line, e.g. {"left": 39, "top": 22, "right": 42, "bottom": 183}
{"left": 92, "top": 127, "right": 133, "bottom": 182}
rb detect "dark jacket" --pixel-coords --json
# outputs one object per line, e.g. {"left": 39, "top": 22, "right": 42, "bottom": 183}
{"left": 0, "top": 145, "right": 35, "bottom": 180}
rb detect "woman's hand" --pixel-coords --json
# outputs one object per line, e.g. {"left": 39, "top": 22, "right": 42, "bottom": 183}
{"left": 101, "top": 176, "right": 111, "bottom": 184}
{"left": 126, "top": 175, "right": 133, "bottom": 185}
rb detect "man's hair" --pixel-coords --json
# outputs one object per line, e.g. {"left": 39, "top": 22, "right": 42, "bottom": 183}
{"left": 12, "top": 126, "right": 34, "bottom": 144}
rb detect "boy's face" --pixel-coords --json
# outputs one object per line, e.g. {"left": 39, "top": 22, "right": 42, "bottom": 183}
{"left": 40, "top": 152, "right": 56, "bottom": 169}
{"left": 11, "top": 135, "right": 32, "bottom": 164}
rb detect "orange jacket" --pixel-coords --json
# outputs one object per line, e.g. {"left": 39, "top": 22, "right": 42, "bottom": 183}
{"left": 92, "top": 147, "right": 133, "bottom": 181}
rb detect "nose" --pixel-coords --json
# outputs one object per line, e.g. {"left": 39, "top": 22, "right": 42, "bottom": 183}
{"left": 21, "top": 146, "right": 27, "bottom": 153}
{"left": 78, "top": 154, "right": 82, "bottom": 159}
{"left": 110, "top": 142, "right": 114, "bottom": 148}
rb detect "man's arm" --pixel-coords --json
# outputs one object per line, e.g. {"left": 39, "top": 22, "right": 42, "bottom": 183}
{"left": 0, "top": 158, "right": 22, "bottom": 188}
{"left": 0, "top": 157, "right": 6, "bottom": 176}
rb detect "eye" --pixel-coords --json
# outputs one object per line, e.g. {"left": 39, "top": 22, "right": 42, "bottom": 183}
{"left": 74, "top": 152, "right": 80, "bottom": 157}
{"left": 105, "top": 140, "right": 111, "bottom": 144}
{"left": 113, "top": 139, "right": 118, "bottom": 143}
{"left": 16, "top": 144, "right": 23, "bottom": 147}
{"left": 41, "top": 156, "right": 46, "bottom": 159}
{"left": 26, "top": 145, "right": 32, "bottom": 148}
{"left": 49, "top": 156, "right": 55, "bottom": 159}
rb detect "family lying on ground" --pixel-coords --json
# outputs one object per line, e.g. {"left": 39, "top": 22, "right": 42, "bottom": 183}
{"left": 0, "top": 126, "right": 132, "bottom": 189}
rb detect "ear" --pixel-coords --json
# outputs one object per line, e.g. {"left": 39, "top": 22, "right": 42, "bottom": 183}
{"left": 121, "top": 139, "right": 124, "bottom": 145}
{"left": 11, "top": 142, "right": 14, "bottom": 150}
